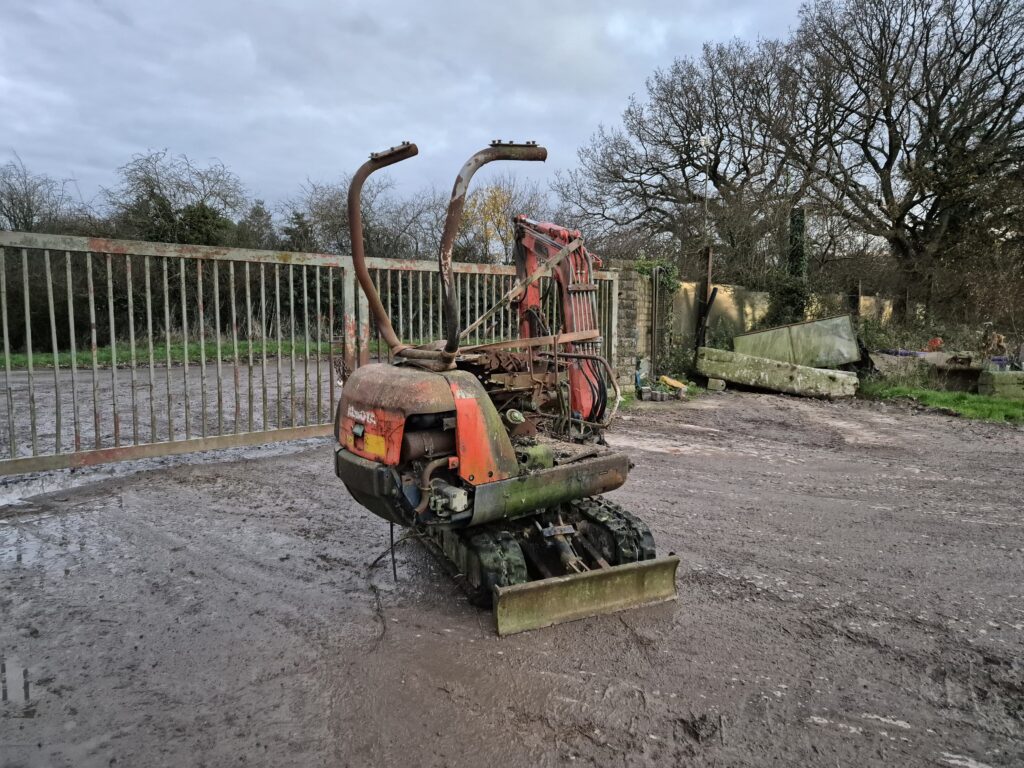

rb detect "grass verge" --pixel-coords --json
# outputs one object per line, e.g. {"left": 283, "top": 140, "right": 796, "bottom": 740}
{"left": 6, "top": 340, "right": 335, "bottom": 369}
{"left": 859, "top": 379, "right": 1024, "bottom": 424}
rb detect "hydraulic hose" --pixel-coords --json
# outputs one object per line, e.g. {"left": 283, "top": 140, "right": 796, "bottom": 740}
{"left": 414, "top": 456, "right": 451, "bottom": 516}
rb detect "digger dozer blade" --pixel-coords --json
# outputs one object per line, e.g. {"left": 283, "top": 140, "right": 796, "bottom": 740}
{"left": 493, "top": 556, "right": 680, "bottom": 636}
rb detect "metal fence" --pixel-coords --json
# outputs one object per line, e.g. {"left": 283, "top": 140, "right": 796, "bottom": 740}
{"left": 0, "top": 232, "right": 618, "bottom": 476}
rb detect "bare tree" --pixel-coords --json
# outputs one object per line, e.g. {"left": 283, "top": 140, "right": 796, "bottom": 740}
{"left": 787, "top": 0, "right": 1024, "bottom": 313}
{"left": 555, "top": 40, "right": 808, "bottom": 286}
{"left": 0, "top": 154, "right": 84, "bottom": 232}
{"left": 460, "top": 172, "right": 552, "bottom": 263}
{"left": 104, "top": 150, "right": 247, "bottom": 243}
{"left": 281, "top": 176, "right": 446, "bottom": 259}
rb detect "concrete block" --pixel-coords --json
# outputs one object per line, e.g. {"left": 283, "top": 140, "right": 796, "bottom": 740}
{"left": 697, "top": 347, "right": 858, "bottom": 398}
{"left": 977, "top": 371, "right": 1024, "bottom": 400}
{"left": 733, "top": 315, "right": 860, "bottom": 368}
{"left": 706, "top": 378, "right": 726, "bottom": 392}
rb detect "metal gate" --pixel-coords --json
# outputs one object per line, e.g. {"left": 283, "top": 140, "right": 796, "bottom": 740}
{"left": 0, "top": 232, "right": 618, "bottom": 476}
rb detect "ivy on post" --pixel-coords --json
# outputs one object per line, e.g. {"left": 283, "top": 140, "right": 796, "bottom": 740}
{"left": 764, "top": 205, "right": 809, "bottom": 328}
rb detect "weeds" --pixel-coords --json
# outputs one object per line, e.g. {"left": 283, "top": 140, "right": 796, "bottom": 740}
{"left": 859, "top": 378, "right": 1023, "bottom": 423}
{"left": 6, "top": 339, "right": 334, "bottom": 369}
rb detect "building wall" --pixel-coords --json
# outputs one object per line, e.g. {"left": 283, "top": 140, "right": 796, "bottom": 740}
{"left": 609, "top": 268, "right": 897, "bottom": 382}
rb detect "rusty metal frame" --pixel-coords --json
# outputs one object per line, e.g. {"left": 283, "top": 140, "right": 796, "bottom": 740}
{"left": 0, "top": 231, "right": 618, "bottom": 476}
{"left": 0, "top": 424, "right": 331, "bottom": 475}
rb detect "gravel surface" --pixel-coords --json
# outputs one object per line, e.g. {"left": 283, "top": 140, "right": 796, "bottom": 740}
{"left": 1, "top": 392, "right": 1022, "bottom": 767}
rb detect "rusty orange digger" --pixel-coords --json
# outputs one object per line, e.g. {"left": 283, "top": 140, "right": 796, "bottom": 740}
{"left": 333, "top": 141, "right": 679, "bottom": 635}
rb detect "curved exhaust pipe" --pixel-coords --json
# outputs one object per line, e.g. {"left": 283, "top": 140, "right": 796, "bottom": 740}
{"left": 347, "top": 140, "right": 547, "bottom": 369}
{"left": 347, "top": 141, "right": 418, "bottom": 357}
{"left": 437, "top": 141, "right": 547, "bottom": 359}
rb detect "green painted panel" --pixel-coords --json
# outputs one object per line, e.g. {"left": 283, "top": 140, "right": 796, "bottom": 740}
{"left": 734, "top": 315, "right": 859, "bottom": 368}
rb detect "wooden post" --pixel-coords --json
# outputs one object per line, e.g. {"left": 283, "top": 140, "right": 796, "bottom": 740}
{"left": 694, "top": 246, "right": 713, "bottom": 353}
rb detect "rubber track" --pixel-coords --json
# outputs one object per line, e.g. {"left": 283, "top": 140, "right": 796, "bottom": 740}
{"left": 568, "top": 496, "right": 657, "bottom": 563}
{"left": 467, "top": 529, "right": 528, "bottom": 592}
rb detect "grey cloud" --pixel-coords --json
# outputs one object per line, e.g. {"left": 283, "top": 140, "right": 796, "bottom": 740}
{"left": 0, "top": 0, "right": 802, "bottom": 209}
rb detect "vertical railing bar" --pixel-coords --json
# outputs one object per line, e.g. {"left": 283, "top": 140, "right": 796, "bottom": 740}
{"left": 605, "top": 280, "right": 610, "bottom": 349}
{"left": 343, "top": 266, "right": 352, "bottom": 373}
{"left": 43, "top": 251, "right": 62, "bottom": 454}
{"left": 275, "top": 265, "right": 283, "bottom": 428}
{"left": 144, "top": 256, "right": 155, "bottom": 442}
{"left": 385, "top": 269, "right": 392, "bottom": 363}
{"left": 327, "top": 267, "right": 334, "bottom": 417}
{"left": 457, "top": 272, "right": 463, "bottom": 341}
{"left": 475, "top": 273, "right": 481, "bottom": 344}
{"left": 21, "top": 250, "right": 38, "bottom": 455}
{"left": 406, "top": 270, "right": 412, "bottom": 343}
{"left": 65, "top": 253, "right": 82, "bottom": 451}
{"left": 372, "top": 274, "right": 380, "bottom": 364}
{"left": 604, "top": 280, "right": 611, "bottom": 352}
{"left": 315, "top": 265, "right": 322, "bottom": 424}
{"left": 260, "top": 264, "right": 268, "bottom": 429}
{"left": 87, "top": 253, "right": 100, "bottom": 449}
{"left": 289, "top": 265, "right": 296, "bottom": 428}
{"left": 0, "top": 252, "right": 13, "bottom": 456}
{"left": 427, "top": 270, "right": 434, "bottom": 341}
{"left": 464, "top": 272, "right": 471, "bottom": 342}
{"left": 213, "top": 262, "right": 224, "bottom": 436}
{"left": 601, "top": 279, "right": 607, "bottom": 354}
{"left": 461, "top": 271, "right": 466, "bottom": 339}
{"left": 229, "top": 262, "right": 240, "bottom": 434}
{"left": 197, "top": 261, "right": 208, "bottom": 438}
{"left": 474, "top": 272, "right": 481, "bottom": 343}
{"left": 397, "top": 270, "right": 404, "bottom": 343}
{"left": 302, "top": 265, "right": 310, "bottom": 426}
{"left": 506, "top": 275, "right": 513, "bottom": 338}
{"left": 373, "top": 270, "right": 382, "bottom": 362}
{"left": 417, "top": 271, "right": 423, "bottom": 345}
{"left": 489, "top": 274, "right": 496, "bottom": 343}
{"left": 344, "top": 268, "right": 352, "bottom": 376}
{"left": 162, "top": 258, "right": 173, "bottom": 441}
{"left": 125, "top": 254, "right": 138, "bottom": 445}
{"left": 245, "top": 263, "right": 255, "bottom": 432}
{"left": 374, "top": 271, "right": 380, "bottom": 363}
{"left": 0, "top": 250, "right": 14, "bottom": 456}
{"left": 179, "top": 258, "right": 190, "bottom": 440}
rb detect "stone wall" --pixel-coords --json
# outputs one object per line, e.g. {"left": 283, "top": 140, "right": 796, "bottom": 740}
{"left": 607, "top": 269, "right": 899, "bottom": 384}
{"left": 612, "top": 267, "right": 647, "bottom": 382}
{"left": 671, "top": 281, "right": 896, "bottom": 348}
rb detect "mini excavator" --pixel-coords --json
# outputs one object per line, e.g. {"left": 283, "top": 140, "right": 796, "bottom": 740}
{"left": 333, "top": 141, "right": 679, "bottom": 635}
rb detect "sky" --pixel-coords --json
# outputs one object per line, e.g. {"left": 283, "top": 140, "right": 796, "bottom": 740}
{"left": 0, "top": 0, "right": 803, "bottom": 209}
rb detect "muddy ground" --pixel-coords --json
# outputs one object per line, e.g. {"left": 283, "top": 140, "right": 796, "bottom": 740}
{"left": 1, "top": 392, "right": 1022, "bottom": 767}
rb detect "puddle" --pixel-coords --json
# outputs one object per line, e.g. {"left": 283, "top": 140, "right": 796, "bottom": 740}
{"left": 1, "top": 653, "right": 33, "bottom": 708}
{"left": 0, "top": 516, "right": 87, "bottom": 574}
{"left": 0, "top": 436, "right": 329, "bottom": 506}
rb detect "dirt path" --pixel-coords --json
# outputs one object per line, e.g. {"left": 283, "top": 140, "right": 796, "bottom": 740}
{"left": 2, "top": 392, "right": 1022, "bottom": 767}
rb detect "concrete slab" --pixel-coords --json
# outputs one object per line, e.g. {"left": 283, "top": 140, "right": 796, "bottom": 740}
{"left": 697, "top": 347, "right": 858, "bottom": 398}
{"left": 978, "top": 371, "right": 1024, "bottom": 400}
